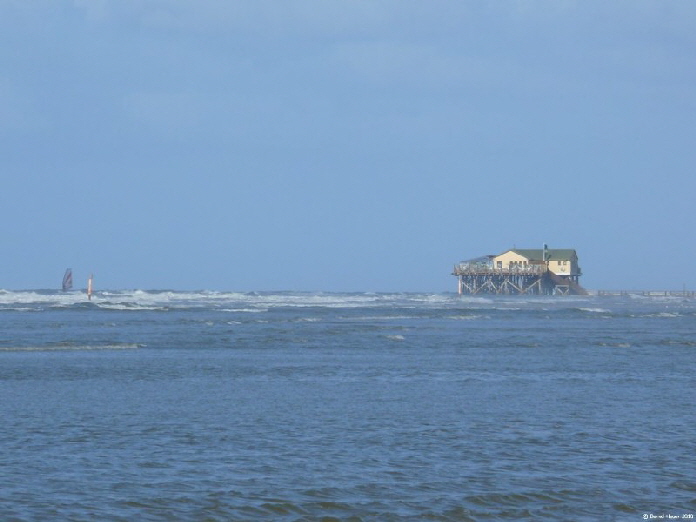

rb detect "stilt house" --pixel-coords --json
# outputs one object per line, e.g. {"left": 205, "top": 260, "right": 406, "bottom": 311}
{"left": 453, "top": 246, "right": 587, "bottom": 295}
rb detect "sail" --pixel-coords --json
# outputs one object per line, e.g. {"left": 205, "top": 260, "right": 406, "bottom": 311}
{"left": 87, "top": 274, "right": 93, "bottom": 300}
{"left": 62, "top": 268, "right": 73, "bottom": 291}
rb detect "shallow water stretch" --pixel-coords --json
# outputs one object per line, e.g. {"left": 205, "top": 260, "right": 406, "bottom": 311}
{"left": 1, "top": 290, "right": 694, "bottom": 520}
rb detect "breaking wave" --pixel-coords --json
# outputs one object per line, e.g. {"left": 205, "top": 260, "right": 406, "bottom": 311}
{"left": 0, "top": 343, "right": 142, "bottom": 352}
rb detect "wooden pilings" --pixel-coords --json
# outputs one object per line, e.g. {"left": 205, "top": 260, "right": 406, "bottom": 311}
{"left": 453, "top": 264, "right": 588, "bottom": 296}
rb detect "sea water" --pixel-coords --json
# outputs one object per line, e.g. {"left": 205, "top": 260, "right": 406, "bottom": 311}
{"left": 0, "top": 290, "right": 694, "bottom": 521}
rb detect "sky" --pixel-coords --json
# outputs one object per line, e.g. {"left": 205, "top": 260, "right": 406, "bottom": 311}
{"left": 1, "top": 1, "right": 695, "bottom": 292}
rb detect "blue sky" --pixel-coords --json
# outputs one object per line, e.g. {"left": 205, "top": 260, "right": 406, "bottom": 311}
{"left": 2, "top": 1, "right": 695, "bottom": 292}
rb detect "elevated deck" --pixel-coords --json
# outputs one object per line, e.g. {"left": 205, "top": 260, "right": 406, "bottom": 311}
{"left": 452, "top": 263, "right": 587, "bottom": 296}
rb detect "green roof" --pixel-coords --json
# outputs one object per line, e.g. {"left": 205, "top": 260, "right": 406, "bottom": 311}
{"left": 507, "top": 249, "right": 577, "bottom": 261}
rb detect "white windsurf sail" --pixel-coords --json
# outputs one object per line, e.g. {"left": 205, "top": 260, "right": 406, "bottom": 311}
{"left": 87, "top": 274, "right": 93, "bottom": 300}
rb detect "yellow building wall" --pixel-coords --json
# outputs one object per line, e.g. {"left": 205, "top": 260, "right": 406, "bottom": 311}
{"left": 492, "top": 250, "right": 579, "bottom": 275}
{"left": 548, "top": 253, "right": 579, "bottom": 276}
{"left": 493, "top": 251, "right": 531, "bottom": 269}
{"left": 550, "top": 259, "right": 569, "bottom": 275}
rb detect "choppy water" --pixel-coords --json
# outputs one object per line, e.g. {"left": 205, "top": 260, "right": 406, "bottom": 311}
{"left": 1, "top": 290, "right": 694, "bottom": 521}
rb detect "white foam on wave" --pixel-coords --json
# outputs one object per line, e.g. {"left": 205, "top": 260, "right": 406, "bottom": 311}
{"left": 579, "top": 307, "right": 611, "bottom": 314}
{"left": 446, "top": 314, "right": 489, "bottom": 321}
{"left": 220, "top": 308, "right": 268, "bottom": 313}
{"left": 351, "top": 315, "right": 415, "bottom": 321}
{"left": 0, "top": 343, "right": 141, "bottom": 352}
{"left": 648, "top": 312, "right": 681, "bottom": 318}
{"left": 0, "top": 290, "right": 84, "bottom": 306}
{"left": 97, "top": 303, "right": 169, "bottom": 311}
{"left": 0, "top": 289, "right": 620, "bottom": 314}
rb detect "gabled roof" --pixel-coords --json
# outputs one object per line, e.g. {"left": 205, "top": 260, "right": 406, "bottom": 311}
{"left": 503, "top": 249, "right": 577, "bottom": 262}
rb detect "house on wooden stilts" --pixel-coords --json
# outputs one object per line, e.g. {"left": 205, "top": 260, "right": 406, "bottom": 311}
{"left": 452, "top": 246, "right": 587, "bottom": 295}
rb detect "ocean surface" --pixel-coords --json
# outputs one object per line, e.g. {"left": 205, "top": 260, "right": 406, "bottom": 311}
{"left": 0, "top": 289, "right": 694, "bottom": 521}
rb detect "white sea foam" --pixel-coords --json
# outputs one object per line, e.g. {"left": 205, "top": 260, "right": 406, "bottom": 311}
{"left": 220, "top": 308, "right": 268, "bottom": 313}
{"left": 102, "top": 300, "right": 159, "bottom": 311}
{"left": 351, "top": 315, "right": 415, "bottom": 321}
{"left": 0, "top": 343, "right": 141, "bottom": 352}
{"left": 0, "top": 291, "right": 471, "bottom": 315}
{"left": 0, "top": 289, "right": 685, "bottom": 316}
{"left": 579, "top": 307, "right": 611, "bottom": 314}
{"left": 649, "top": 312, "right": 681, "bottom": 318}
